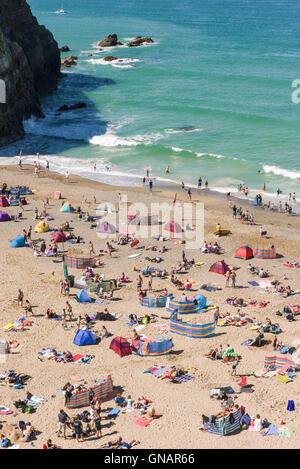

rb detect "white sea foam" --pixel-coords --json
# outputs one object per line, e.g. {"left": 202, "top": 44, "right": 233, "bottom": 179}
{"left": 263, "top": 165, "right": 300, "bottom": 180}
{"left": 89, "top": 130, "right": 163, "bottom": 147}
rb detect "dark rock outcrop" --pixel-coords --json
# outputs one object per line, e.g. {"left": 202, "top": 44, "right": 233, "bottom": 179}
{"left": 126, "top": 37, "right": 154, "bottom": 47}
{"left": 61, "top": 56, "right": 78, "bottom": 68}
{"left": 60, "top": 45, "right": 70, "bottom": 52}
{"left": 0, "top": 0, "right": 60, "bottom": 146}
{"left": 98, "top": 34, "right": 123, "bottom": 47}
{"left": 57, "top": 102, "right": 87, "bottom": 112}
{"left": 103, "top": 56, "right": 118, "bottom": 62}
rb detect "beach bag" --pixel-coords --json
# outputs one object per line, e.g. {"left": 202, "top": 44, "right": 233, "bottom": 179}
{"left": 1, "top": 437, "right": 11, "bottom": 448}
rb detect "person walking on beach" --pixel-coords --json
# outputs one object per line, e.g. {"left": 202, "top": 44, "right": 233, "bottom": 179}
{"left": 59, "top": 280, "right": 65, "bottom": 297}
{"left": 57, "top": 409, "right": 70, "bottom": 440}
{"left": 46, "top": 160, "right": 49, "bottom": 170}
{"left": 148, "top": 275, "right": 153, "bottom": 293}
{"left": 65, "top": 171, "right": 69, "bottom": 183}
{"left": 187, "top": 188, "right": 192, "bottom": 200}
{"left": 149, "top": 180, "right": 153, "bottom": 193}
{"left": 230, "top": 357, "right": 239, "bottom": 377}
{"left": 205, "top": 180, "right": 208, "bottom": 189}
{"left": 136, "top": 275, "right": 143, "bottom": 292}
{"left": 89, "top": 241, "right": 95, "bottom": 256}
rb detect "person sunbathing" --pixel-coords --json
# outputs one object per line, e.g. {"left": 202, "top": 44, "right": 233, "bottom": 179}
{"left": 99, "top": 436, "right": 140, "bottom": 449}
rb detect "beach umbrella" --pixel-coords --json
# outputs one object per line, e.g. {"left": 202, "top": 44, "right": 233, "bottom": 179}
{"left": 164, "top": 221, "right": 182, "bottom": 233}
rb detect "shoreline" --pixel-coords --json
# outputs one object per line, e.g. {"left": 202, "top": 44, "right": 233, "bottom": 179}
{"left": 1, "top": 155, "right": 299, "bottom": 215}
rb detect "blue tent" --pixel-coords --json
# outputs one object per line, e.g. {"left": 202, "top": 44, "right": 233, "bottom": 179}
{"left": 60, "top": 202, "right": 71, "bottom": 213}
{"left": 73, "top": 328, "right": 96, "bottom": 346}
{"left": 10, "top": 235, "right": 26, "bottom": 248}
{"left": 194, "top": 294, "right": 207, "bottom": 310}
{"left": 76, "top": 289, "right": 92, "bottom": 303}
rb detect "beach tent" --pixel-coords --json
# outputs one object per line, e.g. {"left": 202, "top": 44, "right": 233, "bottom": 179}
{"left": 96, "top": 221, "right": 116, "bottom": 234}
{"left": 129, "top": 215, "right": 159, "bottom": 226}
{"left": 34, "top": 221, "right": 50, "bottom": 233}
{"left": 10, "top": 235, "right": 26, "bottom": 248}
{"left": 164, "top": 221, "right": 182, "bottom": 233}
{"left": 110, "top": 337, "right": 132, "bottom": 357}
{"left": 253, "top": 248, "right": 277, "bottom": 259}
{"left": 76, "top": 289, "right": 92, "bottom": 303}
{"left": 209, "top": 260, "right": 230, "bottom": 275}
{"left": 235, "top": 246, "right": 253, "bottom": 260}
{"left": 0, "top": 212, "right": 10, "bottom": 222}
{"left": 73, "top": 328, "right": 96, "bottom": 346}
{"left": 51, "top": 231, "right": 67, "bottom": 242}
{"left": 0, "top": 196, "right": 9, "bottom": 207}
{"left": 60, "top": 202, "right": 71, "bottom": 213}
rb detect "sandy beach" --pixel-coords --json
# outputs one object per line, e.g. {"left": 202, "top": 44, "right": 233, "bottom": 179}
{"left": 0, "top": 164, "right": 299, "bottom": 449}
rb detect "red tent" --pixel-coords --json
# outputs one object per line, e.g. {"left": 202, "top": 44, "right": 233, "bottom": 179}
{"left": 209, "top": 260, "right": 230, "bottom": 275}
{"left": 235, "top": 245, "right": 253, "bottom": 260}
{"left": 51, "top": 231, "right": 67, "bottom": 242}
{"left": 0, "top": 196, "right": 9, "bottom": 207}
{"left": 110, "top": 337, "right": 132, "bottom": 357}
{"left": 164, "top": 221, "right": 182, "bottom": 233}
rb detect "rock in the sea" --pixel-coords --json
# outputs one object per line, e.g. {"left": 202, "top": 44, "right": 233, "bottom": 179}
{"left": 98, "top": 34, "right": 123, "bottom": 47}
{"left": 126, "top": 36, "right": 154, "bottom": 47}
{"left": 57, "top": 102, "right": 87, "bottom": 112}
{"left": 60, "top": 45, "right": 70, "bottom": 52}
{"left": 0, "top": 0, "right": 60, "bottom": 146}
{"left": 61, "top": 56, "right": 78, "bottom": 68}
{"left": 103, "top": 56, "right": 118, "bottom": 62}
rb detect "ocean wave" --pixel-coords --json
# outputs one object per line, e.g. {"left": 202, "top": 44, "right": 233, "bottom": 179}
{"left": 86, "top": 57, "right": 140, "bottom": 68}
{"left": 196, "top": 152, "right": 238, "bottom": 161}
{"left": 263, "top": 165, "right": 300, "bottom": 180}
{"left": 89, "top": 131, "right": 163, "bottom": 147}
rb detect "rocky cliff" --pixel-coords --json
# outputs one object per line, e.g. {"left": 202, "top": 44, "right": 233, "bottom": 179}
{"left": 0, "top": 0, "right": 60, "bottom": 146}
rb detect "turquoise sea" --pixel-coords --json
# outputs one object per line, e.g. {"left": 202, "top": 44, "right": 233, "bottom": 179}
{"left": 1, "top": 0, "right": 300, "bottom": 204}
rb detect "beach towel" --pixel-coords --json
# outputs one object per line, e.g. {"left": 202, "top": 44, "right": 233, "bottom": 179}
{"left": 108, "top": 408, "right": 120, "bottom": 418}
{"left": 134, "top": 416, "right": 153, "bottom": 427}
{"left": 261, "top": 425, "right": 279, "bottom": 436}
{"left": 276, "top": 374, "right": 291, "bottom": 383}
{"left": 248, "top": 281, "right": 259, "bottom": 287}
{"left": 70, "top": 376, "right": 84, "bottom": 381}
{"left": 172, "top": 374, "right": 193, "bottom": 383}
{"left": 278, "top": 427, "right": 291, "bottom": 437}
{"left": 72, "top": 354, "right": 84, "bottom": 362}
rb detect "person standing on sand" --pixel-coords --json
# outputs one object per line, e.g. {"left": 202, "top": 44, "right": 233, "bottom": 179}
{"left": 187, "top": 188, "right": 192, "bottom": 200}
{"left": 225, "top": 270, "right": 231, "bottom": 288}
{"left": 213, "top": 306, "right": 220, "bottom": 325}
{"left": 181, "top": 182, "right": 185, "bottom": 191}
{"left": 198, "top": 178, "right": 202, "bottom": 190}
{"left": 65, "top": 171, "right": 69, "bottom": 183}
{"left": 205, "top": 180, "right": 208, "bottom": 189}
{"left": 263, "top": 183, "right": 266, "bottom": 191}
{"left": 149, "top": 180, "right": 153, "bottom": 193}
{"left": 230, "top": 270, "right": 236, "bottom": 288}
{"left": 46, "top": 160, "right": 49, "bottom": 170}
{"left": 18, "top": 289, "right": 24, "bottom": 307}
{"left": 148, "top": 275, "right": 153, "bottom": 292}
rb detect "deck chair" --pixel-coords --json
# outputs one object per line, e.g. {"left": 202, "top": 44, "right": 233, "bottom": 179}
{"left": 236, "top": 376, "right": 247, "bottom": 393}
